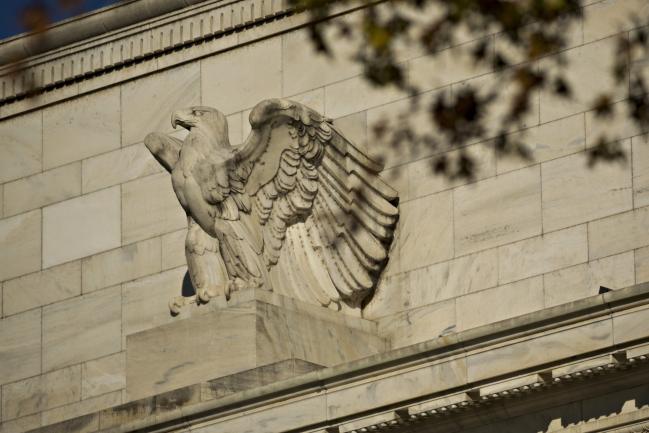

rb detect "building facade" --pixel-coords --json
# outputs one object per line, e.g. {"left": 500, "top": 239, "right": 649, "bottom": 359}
{"left": 0, "top": 0, "right": 649, "bottom": 432}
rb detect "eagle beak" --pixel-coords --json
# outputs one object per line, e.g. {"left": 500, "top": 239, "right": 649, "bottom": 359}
{"left": 171, "top": 110, "right": 192, "bottom": 130}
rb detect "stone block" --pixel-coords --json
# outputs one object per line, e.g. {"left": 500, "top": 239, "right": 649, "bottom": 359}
{"left": 378, "top": 299, "right": 456, "bottom": 349}
{"left": 122, "top": 267, "right": 188, "bottom": 338}
{"left": 633, "top": 134, "right": 649, "bottom": 208}
{"left": 583, "top": 0, "right": 649, "bottom": 43}
{"left": 81, "top": 353, "right": 126, "bottom": 399}
{"left": 42, "top": 391, "right": 121, "bottom": 427}
{"left": 288, "top": 88, "right": 325, "bottom": 114}
{"left": 122, "top": 63, "right": 200, "bottom": 146}
{"left": 32, "top": 414, "right": 98, "bottom": 433}
{"left": 81, "top": 143, "right": 163, "bottom": 193}
{"left": 408, "top": 142, "right": 496, "bottom": 200}
{"left": 0, "top": 414, "right": 41, "bottom": 433}
{"left": 43, "top": 286, "right": 121, "bottom": 372}
{"left": 333, "top": 111, "right": 367, "bottom": 152}
{"left": 325, "top": 75, "right": 407, "bottom": 120}
{"left": 612, "top": 305, "right": 649, "bottom": 345}
{"left": 540, "top": 37, "right": 626, "bottom": 122}
{"left": 201, "top": 359, "right": 322, "bottom": 401}
{"left": 407, "top": 248, "right": 498, "bottom": 307}
{"left": 42, "top": 187, "right": 121, "bottom": 269}
{"left": 585, "top": 101, "right": 644, "bottom": 148}
{"left": 466, "top": 318, "right": 612, "bottom": 382}
{"left": 636, "top": 245, "right": 649, "bottom": 284}
{"left": 43, "top": 87, "right": 120, "bottom": 170}
{"left": 3, "top": 261, "right": 81, "bottom": 317}
{"left": 456, "top": 276, "right": 544, "bottom": 331}
{"left": 4, "top": 163, "right": 81, "bottom": 217}
{"left": 121, "top": 173, "right": 186, "bottom": 244}
{"left": 282, "top": 25, "right": 361, "bottom": 97}
{"left": 498, "top": 225, "right": 588, "bottom": 285}
{"left": 362, "top": 273, "right": 409, "bottom": 320}
{"left": 454, "top": 165, "right": 542, "bottom": 255}
{"left": 0, "top": 210, "right": 41, "bottom": 282}
{"left": 0, "top": 309, "right": 41, "bottom": 385}
{"left": 544, "top": 252, "right": 635, "bottom": 307}
{"left": 1, "top": 365, "right": 81, "bottom": 420}
{"left": 161, "top": 229, "right": 187, "bottom": 270}
{"left": 496, "top": 113, "right": 585, "bottom": 174}
{"left": 326, "top": 358, "right": 466, "bottom": 419}
{"left": 81, "top": 237, "right": 161, "bottom": 293}
{"left": 125, "top": 291, "right": 386, "bottom": 400}
{"left": 202, "top": 38, "right": 281, "bottom": 115}
{"left": 588, "top": 206, "right": 649, "bottom": 259}
{"left": 226, "top": 112, "right": 243, "bottom": 146}
{"left": 399, "top": 191, "right": 453, "bottom": 272}
{"left": 408, "top": 37, "right": 493, "bottom": 93}
{"left": 541, "top": 146, "right": 632, "bottom": 232}
{"left": 0, "top": 111, "right": 42, "bottom": 183}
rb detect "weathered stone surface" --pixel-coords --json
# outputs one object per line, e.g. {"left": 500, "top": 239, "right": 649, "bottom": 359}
{"left": 456, "top": 276, "right": 544, "bottom": 331}
{"left": 42, "top": 187, "right": 121, "bottom": 269}
{"left": 588, "top": 206, "right": 649, "bottom": 260}
{"left": 31, "top": 414, "right": 98, "bottom": 433}
{"left": 42, "top": 391, "right": 120, "bottom": 427}
{"left": 0, "top": 210, "right": 41, "bottom": 281}
{"left": 583, "top": 0, "right": 649, "bottom": 43}
{"left": 81, "top": 143, "right": 162, "bottom": 193}
{"left": 466, "top": 318, "right": 612, "bottom": 382}
{"left": 121, "top": 173, "right": 186, "bottom": 244}
{"left": 201, "top": 359, "right": 323, "bottom": 401}
{"left": 540, "top": 38, "right": 626, "bottom": 122}
{"left": 407, "top": 249, "right": 498, "bottom": 307}
{"left": 325, "top": 74, "right": 406, "bottom": 120}
{"left": 612, "top": 305, "right": 649, "bottom": 345}
{"left": 3, "top": 261, "right": 81, "bottom": 316}
{"left": 585, "top": 102, "right": 643, "bottom": 148}
{"left": 399, "top": 191, "right": 453, "bottom": 272}
{"left": 633, "top": 134, "right": 649, "bottom": 209}
{"left": 122, "top": 267, "right": 188, "bottom": 338}
{"left": 378, "top": 299, "right": 456, "bottom": 349}
{"left": 122, "top": 63, "right": 200, "bottom": 146}
{"left": 541, "top": 148, "right": 632, "bottom": 232}
{"left": 288, "top": 88, "right": 325, "bottom": 115}
{"left": 362, "top": 273, "right": 409, "bottom": 319}
{"left": 3, "top": 163, "right": 81, "bottom": 217}
{"left": 636, "top": 245, "right": 649, "bottom": 284}
{"left": 43, "top": 286, "right": 121, "bottom": 372}
{"left": 408, "top": 142, "right": 496, "bottom": 200}
{"left": 454, "top": 166, "right": 542, "bottom": 255}
{"left": 498, "top": 225, "right": 588, "bottom": 284}
{"left": 408, "top": 38, "right": 493, "bottom": 93}
{"left": 496, "top": 113, "right": 585, "bottom": 174}
{"left": 0, "top": 413, "right": 41, "bottom": 433}
{"left": 544, "top": 252, "right": 635, "bottom": 307}
{"left": 225, "top": 112, "right": 243, "bottom": 146}
{"left": 1, "top": 365, "right": 81, "bottom": 420}
{"left": 126, "top": 294, "right": 385, "bottom": 400}
{"left": 43, "top": 87, "right": 120, "bottom": 170}
{"left": 81, "top": 237, "right": 161, "bottom": 293}
{"left": 0, "top": 111, "right": 42, "bottom": 184}
{"left": 202, "top": 38, "right": 281, "bottom": 115}
{"left": 334, "top": 112, "right": 367, "bottom": 152}
{"left": 282, "top": 27, "right": 360, "bottom": 97}
{"left": 161, "top": 229, "right": 187, "bottom": 270}
{"left": 0, "top": 309, "right": 41, "bottom": 385}
{"left": 81, "top": 352, "right": 126, "bottom": 399}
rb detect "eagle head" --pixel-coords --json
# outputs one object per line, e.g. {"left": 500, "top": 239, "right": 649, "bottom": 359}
{"left": 172, "top": 106, "right": 230, "bottom": 147}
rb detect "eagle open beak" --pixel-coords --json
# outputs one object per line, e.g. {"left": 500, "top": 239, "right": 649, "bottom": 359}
{"left": 171, "top": 110, "right": 192, "bottom": 130}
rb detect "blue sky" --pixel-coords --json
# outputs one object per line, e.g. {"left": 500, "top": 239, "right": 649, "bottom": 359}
{"left": 0, "top": 0, "right": 119, "bottom": 40}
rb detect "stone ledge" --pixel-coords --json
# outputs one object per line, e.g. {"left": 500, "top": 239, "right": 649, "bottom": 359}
{"left": 19, "top": 282, "right": 649, "bottom": 433}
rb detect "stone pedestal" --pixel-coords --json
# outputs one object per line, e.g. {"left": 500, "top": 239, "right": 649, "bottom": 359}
{"left": 125, "top": 290, "right": 386, "bottom": 400}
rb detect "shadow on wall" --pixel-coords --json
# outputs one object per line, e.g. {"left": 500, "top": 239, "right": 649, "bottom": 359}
{"left": 182, "top": 272, "right": 196, "bottom": 297}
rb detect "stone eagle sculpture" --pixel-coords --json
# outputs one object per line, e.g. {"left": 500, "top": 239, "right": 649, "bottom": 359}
{"left": 145, "top": 99, "right": 399, "bottom": 313}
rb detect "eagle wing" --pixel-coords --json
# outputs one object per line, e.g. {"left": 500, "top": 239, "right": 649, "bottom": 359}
{"left": 231, "top": 99, "right": 399, "bottom": 308}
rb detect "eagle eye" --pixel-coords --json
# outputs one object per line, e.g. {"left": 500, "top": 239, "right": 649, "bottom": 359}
{"left": 193, "top": 110, "right": 204, "bottom": 117}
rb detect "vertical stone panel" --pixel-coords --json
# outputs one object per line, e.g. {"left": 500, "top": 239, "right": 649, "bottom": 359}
{"left": 43, "top": 286, "right": 121, "bottom": 372}
{"left": 4, "top": 163, "right": 82, "bottom": 217}
{"left": 43, "top": 87, "right": 120, "bottom": 170}
{"left": 202, "top": 38, "right": 281, "bottom": 115}
{"left": 121, "top": 63, "right": 200, "bottom": 146}
{"left": 399, "top": 191, "right": 453, "bottom": 272}
{"left": 81, "top": 353, "right": 125, "bottom": 399}
{"left": 0, "top": 210, "right": 41, "bottom": 282}
{"left": 0, "top": 111, "right": 42, "bottom": 184}
{"left": 454, "top": 166, "right": 542, "bottom": 256}
{"left": 3, "top": 261, "right": 81, "bottom": 317}
{"left": 633, "top": 134, "right": 649, "bottom": 208}
{"left": 42, "top": 187, "right": 121, "bottom": 269}
{"left": 0, "top": 309, "right": 41, "bottom": 385}
{"left": 121, "top": 173, "right": 186, "bottom": 244}
{"left": 161, "top": 229, "right": 187, "bottom": 270}
{"left": 542, "top": 146, "right": 632, "bottom": 232}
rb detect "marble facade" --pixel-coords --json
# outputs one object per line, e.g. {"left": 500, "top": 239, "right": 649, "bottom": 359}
{"left": 1, "top": 0, "right": 649, "bottom": 432}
